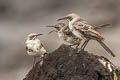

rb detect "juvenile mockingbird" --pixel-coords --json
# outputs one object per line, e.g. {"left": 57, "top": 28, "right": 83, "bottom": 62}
{"left": 57, "top": 13, "right": 115, "bottom": 57}
{"left": 25, "top": 33, "right": 47, "bottom": 67}
{"left": 47, "top": 23, "right": 82, "bottom": 49}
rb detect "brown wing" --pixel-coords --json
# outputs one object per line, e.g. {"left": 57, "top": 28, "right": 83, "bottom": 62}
{"left": 65, "top": 30, "right": 73, "bottom": 36}
{"left": 64, "top": 27, "right": 73, "bottom": 36}
{"left": 73, "top": 20, "right": 92, "bottom": 30}
{"left": 82, "top": 28, "right": 104, "bottom": 40}
{"left": 72, "top": 20, "right": 104, "bottom": 40}
{"left": 40, "top": 43, "right": 44, "bottom": 49}
{"left": 89, "top": 29, "right": 104, "bottom": 40}
{"left": 77, "top": 22, "right": 104, "bottom": 40}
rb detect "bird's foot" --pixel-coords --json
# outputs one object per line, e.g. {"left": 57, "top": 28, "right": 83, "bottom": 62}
{"left": 77, "top": 48, "right": 85, "bottom": 53}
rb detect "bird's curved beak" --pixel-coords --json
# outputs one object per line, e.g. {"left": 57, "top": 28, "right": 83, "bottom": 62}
{"left": 57, "top": 16, "right": 69, "bottom": 21}
{"left": 48, "top": 28, "right": 57, "bottom": 34}
{"left": 46, "top": 25, "right": 59, "bottom": 30}
{"left": 36, "top": 33, "right": 43, "bottom": 36}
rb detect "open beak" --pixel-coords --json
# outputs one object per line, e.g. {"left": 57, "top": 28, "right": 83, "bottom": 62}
{"left": 57, "top": 16, "right": 69, "bottom": 21}
{"left": 36, "top": 33, "right": 43, "bottom": 36}
{"left": 48, "top": 28, "right": 58, "bottom": 34}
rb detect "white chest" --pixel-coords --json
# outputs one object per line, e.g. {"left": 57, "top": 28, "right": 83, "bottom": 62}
{"left": 26, "top": 40, "right": 40, "bottom": 53}
{"left": 26, "top": 39, "right": 46, "bottom": 57}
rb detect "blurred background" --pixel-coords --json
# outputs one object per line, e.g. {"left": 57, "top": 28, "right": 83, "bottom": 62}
{"left": 0, "top": 0, "right": 120, "bottom": 80}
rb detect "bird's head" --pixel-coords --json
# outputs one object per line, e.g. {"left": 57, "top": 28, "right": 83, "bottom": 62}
{"left": 54, "top": 23, "right": 66, "bottom": 31}
{"left": 57, "top": 13, "right": 80, "bottom": 21}
{"left": 27, "top": 33, "right": 43, "bottom": 40}
{"left": 47, "top": 23, "right": 66, "bottom": 31}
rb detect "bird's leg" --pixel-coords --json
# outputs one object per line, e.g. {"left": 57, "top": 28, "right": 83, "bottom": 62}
{"left": 33, "top": 57, "right": 36, "bottom": 68}
{"left": 80, "top": 41, "right": 87, "bottom": 50}
{"left": 82, "top": 39, "right": 89, "bottom": 50}
{"left": 75, "top": 43, "right": 80, "bottom": 51}
{"left": 75, "top": 43, "right": 80, "bottom": 49}
{"left": 81, "top": 39, "right": 89, "bottom": 50}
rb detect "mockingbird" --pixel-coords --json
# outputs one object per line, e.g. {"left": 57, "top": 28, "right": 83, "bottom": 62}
{"left": 25, "top": 33, "right": 47, "bottom": 67}
{"left": 47, "top": 23, "right": 82, "bottom": 49}
{"left": 47, "top": 23, "right": 111, "bottom": 51}
{"left": 57, "top": 13, "right": 115, "bottom": 57}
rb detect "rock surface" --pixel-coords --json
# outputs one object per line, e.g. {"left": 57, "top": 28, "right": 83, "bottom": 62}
{"left": 23, "top": 44, "right": 120, "bottom": 80}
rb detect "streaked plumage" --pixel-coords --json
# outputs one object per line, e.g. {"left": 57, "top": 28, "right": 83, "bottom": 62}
{"left": 47, "top": 23, "right": 82, "bottom": 49}
{"left": 57, "top": 13, "right": 115, "bottom": 57}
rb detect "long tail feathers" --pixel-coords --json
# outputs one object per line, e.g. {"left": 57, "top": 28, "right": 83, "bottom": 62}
{"left": 97, "top": 40, "right": 116, "bottom": 57}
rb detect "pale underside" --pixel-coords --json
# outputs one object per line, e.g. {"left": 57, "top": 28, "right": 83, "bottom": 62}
{"left": 26, "top": 39, "right": 46, "bottom": 57}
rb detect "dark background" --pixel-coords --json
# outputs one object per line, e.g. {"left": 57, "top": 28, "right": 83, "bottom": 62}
{"left": 0, "top": 0, "right": 120, "bottom": 80}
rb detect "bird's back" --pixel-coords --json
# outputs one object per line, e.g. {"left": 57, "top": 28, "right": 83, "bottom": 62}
{"left": 72, "top": 20, "right": 104, "bottom": 40}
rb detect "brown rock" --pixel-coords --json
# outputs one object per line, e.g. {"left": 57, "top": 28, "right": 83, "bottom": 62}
{"left": 23, "top": 44, "right": 120, "bottom": 80}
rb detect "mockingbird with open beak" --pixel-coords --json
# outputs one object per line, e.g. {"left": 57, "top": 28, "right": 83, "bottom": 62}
{"left": 25, "top": 33, "right": 47, "bottom": 67}
{"left": 47, "top": 23, "right": 82, "bottom": 49}
{"left": 57, "top": 13, "right": 115, "bottom": 57}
